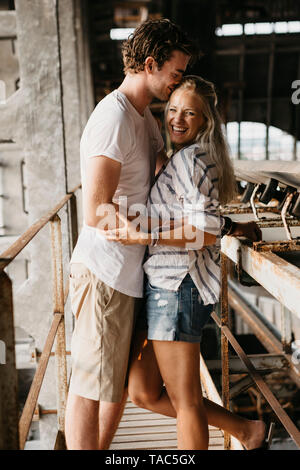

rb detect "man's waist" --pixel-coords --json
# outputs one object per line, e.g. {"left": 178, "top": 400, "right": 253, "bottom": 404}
{"left": 74, "top": 226, "right": 145, "bottom": 258}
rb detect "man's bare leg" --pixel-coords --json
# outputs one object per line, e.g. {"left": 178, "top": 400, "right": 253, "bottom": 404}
{"left": 65, "top": 390, "right": 128, "bottom": 450}
{"left": 98, "top": 389, "right": 128, "bottom": 449}
{"left": 65, "top": 392, "right": 99, "bottom": 450}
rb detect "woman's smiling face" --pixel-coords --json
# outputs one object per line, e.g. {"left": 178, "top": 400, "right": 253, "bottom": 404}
{"left": 167, "top": 88, "right": 205, "bottom": 150}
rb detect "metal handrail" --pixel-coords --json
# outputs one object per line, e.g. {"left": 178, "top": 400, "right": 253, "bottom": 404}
{"left": 19, "top": 314, "right": 63, "bottom": 449}
{"left": 216, "top": 253, "right": 300, "bottom": 449}
{"left": 0, "top": 184, "right": 81, "bottom": 272}
{"left": 2, "top": 185, "right": 300, "bottom": 450}
{"left": 0, "top": 184, "right": 81, "bottom": 450}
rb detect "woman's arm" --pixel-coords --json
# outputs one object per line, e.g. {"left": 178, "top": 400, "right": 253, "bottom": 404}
{"left": 103, "top": 213, "right": 216, "bottom": 249}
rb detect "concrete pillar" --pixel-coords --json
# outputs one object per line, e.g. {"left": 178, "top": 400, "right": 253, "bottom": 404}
{"left": 0, "top": 0, "right": 94, "bottom": 448}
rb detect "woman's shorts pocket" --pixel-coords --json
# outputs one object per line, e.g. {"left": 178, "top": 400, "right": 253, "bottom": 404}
{"left": 190, "top": 288, "right": 213, "bottom": 332}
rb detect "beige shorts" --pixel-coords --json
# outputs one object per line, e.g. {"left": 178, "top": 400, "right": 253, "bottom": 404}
{"left": 68, "top": 263, "right": 135, "bottom": 402}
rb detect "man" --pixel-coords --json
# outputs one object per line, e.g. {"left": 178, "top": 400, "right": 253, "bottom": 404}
{"left": 65, "top": 18, "right": 195, "bottom": 450}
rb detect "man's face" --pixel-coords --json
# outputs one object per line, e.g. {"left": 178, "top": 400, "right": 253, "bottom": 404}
{"left": 148, "top": 50, "right": 190, "bottom": 101}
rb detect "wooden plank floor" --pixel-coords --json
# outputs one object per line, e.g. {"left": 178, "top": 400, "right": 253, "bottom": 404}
{"left": 111, "top": 394, "right": 225, "bottom": 451}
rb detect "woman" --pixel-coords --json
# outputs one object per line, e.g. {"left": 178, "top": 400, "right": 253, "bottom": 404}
{"left": 105, "top": 75, "right": 272, "bottom": 450}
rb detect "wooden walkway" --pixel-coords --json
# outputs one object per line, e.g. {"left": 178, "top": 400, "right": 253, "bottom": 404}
{"left": 111, "top": 356, "right": 243, "bottom": 451}
{"left": 111, "top": 397, "right": 225, "bottom": 450}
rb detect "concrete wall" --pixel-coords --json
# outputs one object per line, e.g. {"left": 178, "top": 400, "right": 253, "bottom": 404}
{"left": 0, "top": 0, "right": 94, "bottom": 449}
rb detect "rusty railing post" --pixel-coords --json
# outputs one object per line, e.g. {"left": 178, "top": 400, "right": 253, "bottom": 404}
{"left": 0, "top": 271, "right": 19, "bottom": 449}
{"left": 281, "top": 304, "right": 292, "bottom": 354}
{"left": 50, "top": 215, "right": 68, "bottom": 450}
{"left": 220, "top": 252, "right": 231, "bottom": 450}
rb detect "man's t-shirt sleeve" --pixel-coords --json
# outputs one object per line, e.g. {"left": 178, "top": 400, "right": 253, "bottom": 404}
{"left": 84, "top": 111, "right": 133, "bottom": 164}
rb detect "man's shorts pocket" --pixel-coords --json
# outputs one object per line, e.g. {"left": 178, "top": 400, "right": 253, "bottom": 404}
{"left": 69, "top": 264, "right": 91, "bottom": 320}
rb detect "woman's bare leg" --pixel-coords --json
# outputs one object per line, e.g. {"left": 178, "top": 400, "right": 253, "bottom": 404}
{"left": 152, "top": 340, "right": 208, "bottom": 449}
{"left": 128, "top": 330, "right": 266, "bottom": 449}
{"left": 128, "top": 329, "right": 170, "bottom": 413}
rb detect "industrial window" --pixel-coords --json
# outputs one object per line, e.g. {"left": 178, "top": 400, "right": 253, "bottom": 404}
{"left": 216, "top": 21, "right": 300, "bottom": 37}
{"left": 227, "top": 121, "right": 299, "bottom": 161}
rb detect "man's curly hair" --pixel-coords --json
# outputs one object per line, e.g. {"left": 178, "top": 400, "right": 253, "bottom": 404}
{"left": 122, "top": 18, "right": 197, "bottom": 74}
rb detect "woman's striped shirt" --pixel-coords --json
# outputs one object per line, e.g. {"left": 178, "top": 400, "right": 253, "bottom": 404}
{"left": 143, "top": 143, "right": 221, "bottom": 305}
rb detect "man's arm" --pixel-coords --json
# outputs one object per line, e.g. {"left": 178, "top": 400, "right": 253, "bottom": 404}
{"left": 83, "top": 155, "right": 121, "bottom": 228}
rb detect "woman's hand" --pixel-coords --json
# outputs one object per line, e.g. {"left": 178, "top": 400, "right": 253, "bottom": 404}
{"left": 230, "top": 221, "right": 262, "bottom": 242}
{"left": 99, "top": 212, "right": 150, "bottom": 246}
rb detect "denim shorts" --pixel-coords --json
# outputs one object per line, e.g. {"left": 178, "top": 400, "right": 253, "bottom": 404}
{"left": 144, "top": 274, "right": 214, "bottom": 343}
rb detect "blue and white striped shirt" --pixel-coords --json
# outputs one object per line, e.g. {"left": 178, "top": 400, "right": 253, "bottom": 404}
{"left": 143, "top": 143, "right": 221, "bottom": 305}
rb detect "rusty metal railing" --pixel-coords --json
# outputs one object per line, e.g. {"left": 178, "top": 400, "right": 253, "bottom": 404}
{"left": 0, "top": 184, "right": 80, "bottom": 450}
{"left": 2, "top": 185, "right": 300, "bottom": 450}
{"left": 215, "top": 252, "right": 300, "bottom": 450}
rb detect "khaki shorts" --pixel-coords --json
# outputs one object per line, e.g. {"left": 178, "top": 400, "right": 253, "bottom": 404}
{"left": 68, "top": 263, "right": 135, "bottom": 402}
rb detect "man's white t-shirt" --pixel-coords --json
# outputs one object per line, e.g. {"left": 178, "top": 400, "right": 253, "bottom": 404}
{"left": 71, "top": 90, "right": 164, "bottom": 298}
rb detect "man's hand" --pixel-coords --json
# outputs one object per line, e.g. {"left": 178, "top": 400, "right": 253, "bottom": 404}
{"left": 229, "top": 221, "right": 262, "bottom": 242}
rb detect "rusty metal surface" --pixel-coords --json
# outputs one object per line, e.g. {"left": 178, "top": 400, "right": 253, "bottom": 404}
{"left": 0, "top": 184, "right": 81, "bottom": 272}
{"left": 221, "top": 206, "right": 279, "bottom": 215}
{"left": 0, "top": 186, "right": 79, "bottom": 447}
{"left": 228, "top": 286, "right": 300, "bottom": 389}
{"left": 228, "top": 287, "right": 283, "bottom": 354}
{"left": 281, "top": 305, "right": 292, "bottom": 354}
{"left": 0, "top": 272, "right": 19, "bottom": 450}
{"left": 212, "top": 312, "right": 300, "bottom": 446}
{"left": 229, "top": 375, "right": 256, "bottom": 400}
{"left": 200, "top": 354, "right": 243, "bottom": 450}
{"left": 220, "top": 324, "right": 300, "bottom": 449}
{"left": 18, "top": 313, "right": 62, "bottom": 450}
{"left": 51, "top": 216, "right": 65, "bottom": 315}
{"left": 50, "top": 216, "right": 68, "bottom": 441}
{"left": 258, "top": 218, "right": 300, "bottom": 228}
{"left": 212, "top": 309, "right": 300, "bottom": 446}
{"left": 219, "top": 185, "right": 300, "bottom": 446}
{"left": 221, "top": 236, "right": 300, "bottom": 320}
{"left": 253, "top": 240, "right": 300, "bottom": 252}
{"left": 205, "top": 354, "right": 288, "bottom": 374}
{"left": 220, "top": 254, "right": 231, "bottom": 450}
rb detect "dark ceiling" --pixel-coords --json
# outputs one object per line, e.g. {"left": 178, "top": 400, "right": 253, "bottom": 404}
{"left": 88, "top": 0, "right": 300, "bottom": 140}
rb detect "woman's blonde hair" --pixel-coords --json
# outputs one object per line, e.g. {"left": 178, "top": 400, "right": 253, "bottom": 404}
{"left": 170, "top": 75, "right": 236, "bottom": 205}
